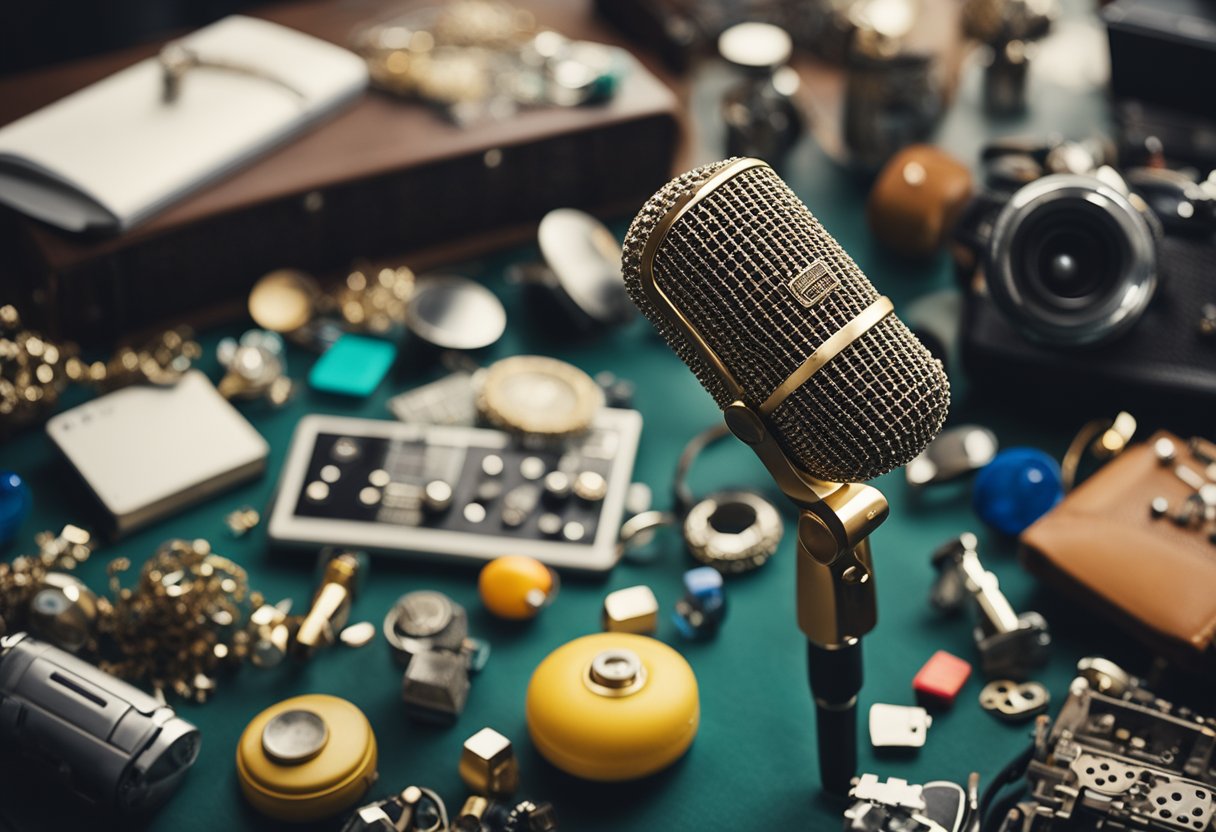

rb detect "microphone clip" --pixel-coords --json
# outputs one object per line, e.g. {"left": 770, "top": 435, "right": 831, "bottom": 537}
{"left": 723, "top": 400, "right": 887, "bottom": 647}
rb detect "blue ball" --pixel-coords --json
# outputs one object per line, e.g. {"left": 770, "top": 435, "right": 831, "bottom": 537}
{"left": 972, "top": 448, "right": 1063, "bottom": 536}
{"left": 0, "top": 470, "right": 31, "bottom": 547}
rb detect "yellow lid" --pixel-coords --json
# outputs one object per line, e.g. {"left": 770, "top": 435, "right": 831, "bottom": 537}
{"left": 526, "top": 633, "right": 699, "bottom": 781}
{"left": 236, "top": 694, "right": 378, "bottom": 822}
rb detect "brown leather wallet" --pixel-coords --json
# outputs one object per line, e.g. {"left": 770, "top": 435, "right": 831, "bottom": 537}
{"left": 1020, "top": 430, "right": 1216, "bottom": 675}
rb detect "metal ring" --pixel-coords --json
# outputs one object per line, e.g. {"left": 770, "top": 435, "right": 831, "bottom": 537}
{"left": 617, "top": 510, "right": 676, "bottom": 552}
{"left": 382, "top": 592, "right": 450, "bottom": 663}
{"left": 583, "top": 648, "right": 648, "bottom": 698}
{"left": 1059, "top": 411, "right": 1136, "bottom": 491}
{"left": 683, "top": 490, "right": 783, "bottom": 574}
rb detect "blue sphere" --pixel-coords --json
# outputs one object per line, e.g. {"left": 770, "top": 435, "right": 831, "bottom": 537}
{"left": 972, "top": 448, "right": 1063, "bottom": 536}
{"left": 0, "top": 470, "right": 31, "bottom": 547}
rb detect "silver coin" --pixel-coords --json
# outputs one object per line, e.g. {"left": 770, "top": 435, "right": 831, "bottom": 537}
{"left": 395, "top": 591, "right": 454, "bottom": 637}
{"left": 404, "top": 275, "right": 506, "bottom": 351}
{"left": 262, "top": 709, "right": 329, "bottom": 764}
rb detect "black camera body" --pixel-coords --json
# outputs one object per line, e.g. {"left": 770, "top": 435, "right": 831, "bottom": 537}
{"left": 957, "top": 170, "right": 1216, "bottom": 418}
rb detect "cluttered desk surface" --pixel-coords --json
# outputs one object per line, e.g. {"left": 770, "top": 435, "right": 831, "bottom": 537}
{"left": 1, "top": 0, "right": 1213, "bottom": 830}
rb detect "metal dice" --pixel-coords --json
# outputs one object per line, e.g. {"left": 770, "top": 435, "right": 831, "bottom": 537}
{"left": 383, "top": 590, "right": 487, "bottom": 723}
{"left": 453, "top": 727, "right": 559, "bottom": 832}
{"left": 673, "top": 567, "right": 727, "bottom": 640}
{"left": 460, "top": 727, "right": 519, "bottom": 799}
{"left": 601, "top": 585, "right": 659, "bottom": 634}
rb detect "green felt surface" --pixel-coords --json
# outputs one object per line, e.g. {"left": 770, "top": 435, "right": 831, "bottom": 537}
{"left": 0, "top": 25, "right": 1137, "bottom": 832}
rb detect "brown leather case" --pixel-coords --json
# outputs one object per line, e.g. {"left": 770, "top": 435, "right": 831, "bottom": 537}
{"left": 0, "top": 0, "right": 680, "bottom": 344}
{"left": 1020, "top": 430, "right": 1216, "bottom": 674}
{"left": 866, "top": 144, "right": 972, "bottom": 259}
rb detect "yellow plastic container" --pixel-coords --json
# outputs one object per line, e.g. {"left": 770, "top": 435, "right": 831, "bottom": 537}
{"left": 236, "top": 694, "right": 378, "bottom": 822}
{"left": 526, "top": 632, "right": 699, "bottom": 781}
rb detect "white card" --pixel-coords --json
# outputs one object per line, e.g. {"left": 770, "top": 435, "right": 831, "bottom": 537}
{"left": 46, "top": 370, "right": 269, "bottom": 534}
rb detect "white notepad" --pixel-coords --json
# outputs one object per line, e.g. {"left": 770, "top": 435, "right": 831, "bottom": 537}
{"left": 0, "top": 16, "right": 368, "bottom": 234}
{"left": 46, "top": 371, "right": 270, "bottom": 535}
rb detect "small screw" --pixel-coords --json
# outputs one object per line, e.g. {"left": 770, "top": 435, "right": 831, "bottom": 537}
{"left": 1154, "top": 437, "right": 1177, "bottom": 465}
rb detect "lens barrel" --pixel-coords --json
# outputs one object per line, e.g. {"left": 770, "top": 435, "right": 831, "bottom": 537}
{"left": 985, "top": 174, "right": 1158, "bottom": 346}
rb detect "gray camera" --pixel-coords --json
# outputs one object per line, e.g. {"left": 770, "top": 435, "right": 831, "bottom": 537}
{"left": 959, "top": 168, "right": 1216, "bottom": 412}
{"left": 0, "top": 633, "right": 200, "bottom": 813}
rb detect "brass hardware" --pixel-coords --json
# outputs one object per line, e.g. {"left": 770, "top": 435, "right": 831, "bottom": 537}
{"left": 225, "top": 506, "right": 261, "bottom": 537}
{"left": 978, "top": 679, "right": 1050, "bottom": 722}
{"left": 584, "top": 648, "right": 649, "bottom": 698}
{"left": 797, "top": 535, "right": 877, "bottom": 645}
{"left": 103, "top": 538, "right": 258, "bottom": 701}
{"left": 786, "top": 260, "right": 841, "bottom": 308}
{"left": 250, "top": 600, "right": 296, "bottom": 668}
{"left": 759, "top": 296, "right": 894, "bottom": 416}
{"left": 293, "top": 553, "right": 362, "bottom": 659}
{"left": 723, "top": 401, "right": 766, "bottom": 444}
{"left": 459, "top": 727, "right": 519, "bottom": 798}
{"left": 1060, "top": 411, "right": 1136, "bottom": 491}
{"left": 601, "top": 586, "right": 659, "bottom": 635}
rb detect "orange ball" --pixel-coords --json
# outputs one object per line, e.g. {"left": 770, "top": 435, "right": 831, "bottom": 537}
{"left": 479, "top": 556, "right": 556, "bottom": 620}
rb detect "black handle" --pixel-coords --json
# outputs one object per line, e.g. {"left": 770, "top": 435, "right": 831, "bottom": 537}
{"left": 807, "top": 639, "right": 864, "bottom": 796}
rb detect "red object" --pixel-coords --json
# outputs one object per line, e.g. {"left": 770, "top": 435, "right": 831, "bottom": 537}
{"left": 913, "top": 650, "right": 973, "bottom": 708}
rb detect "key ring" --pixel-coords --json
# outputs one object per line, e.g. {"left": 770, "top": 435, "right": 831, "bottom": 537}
{"left": 616, "top": 423, "right": 785, "bottom": 572}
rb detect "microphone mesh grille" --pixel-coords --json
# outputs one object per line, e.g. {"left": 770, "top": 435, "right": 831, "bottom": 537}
{"left": 622, "top": 160, "right": 950, "bottom": 483}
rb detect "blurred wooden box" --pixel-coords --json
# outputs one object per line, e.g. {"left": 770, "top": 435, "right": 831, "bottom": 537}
{"left": 0, "top": 0, "right": 679, "bottom": 343}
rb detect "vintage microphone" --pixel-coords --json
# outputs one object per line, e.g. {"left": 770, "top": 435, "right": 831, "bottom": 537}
{"left": 621, "top": 158, "right": 950, "bottom": 794}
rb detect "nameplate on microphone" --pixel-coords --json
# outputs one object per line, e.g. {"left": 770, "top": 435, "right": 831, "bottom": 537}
{"left": 787, "top": 260, "right": 839, "bottom": 308}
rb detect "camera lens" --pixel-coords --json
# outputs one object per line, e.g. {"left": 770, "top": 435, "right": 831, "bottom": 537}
{"left": 985, "top": 174, "right": 1158, "bottom": 346}
{"left": 1019, "top": 205, "right": 1120, "bottom": 305}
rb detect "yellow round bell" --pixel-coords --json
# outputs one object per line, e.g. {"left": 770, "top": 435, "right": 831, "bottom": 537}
{"left": 236, "top": 694, "right": 378, "bottom": 822}
{"left": 479, "top": 555, "right": 557, "bottom": 620}
{"left": 526, "top": 633, "right": 699, "bottom": 781}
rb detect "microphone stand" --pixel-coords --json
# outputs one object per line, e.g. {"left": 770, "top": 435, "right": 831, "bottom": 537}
{"left": 723, "top": 403, "right": 887, "bottom": 796}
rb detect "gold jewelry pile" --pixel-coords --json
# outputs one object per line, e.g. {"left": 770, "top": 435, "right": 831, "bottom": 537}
{"left": 100, "top": 538, "right": 262, "bottom": 703}
{"left": 247, "top": 265, "right": 416, "bottom": 344}
{"left": 0, "top": 525, "right": 99, "bottom": 641}
{"left": 0, "top": 304, "right": 201, "bottom": 434}
{"left": 336, "top": 265, "right": 416, "bottom": 334}
{"left": 0, "top": 531, "right": 374, "bottom": 702}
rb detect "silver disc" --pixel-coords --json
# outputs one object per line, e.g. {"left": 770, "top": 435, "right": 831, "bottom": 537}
{"left": 395, "top": 590, "right": 454, "bottom": 637}
{"left": 262, "top": 709, "right": 329, "bottom": 764}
